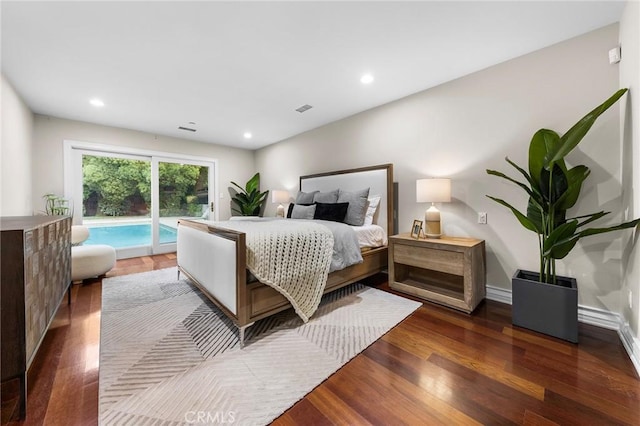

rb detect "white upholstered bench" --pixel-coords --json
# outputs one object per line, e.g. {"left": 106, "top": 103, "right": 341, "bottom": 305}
{"left": 71, "top": 225, "right": 116, "bottom": 282}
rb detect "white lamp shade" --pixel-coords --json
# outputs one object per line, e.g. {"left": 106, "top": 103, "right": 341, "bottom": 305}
{"left": 271, "top": 190, "right": 290, "bottom": 204}
{"left": 416, "top": 178, "right": 451, "bottom": 203}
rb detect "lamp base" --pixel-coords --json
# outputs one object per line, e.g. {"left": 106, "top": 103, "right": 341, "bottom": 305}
{"left": 276, "top": 204, "right": 285, "bottom": 218}
{"left": 424, "top": 222, "right": 442, "bottom": 238}
{"left": 424, "top": 205, "right": 442, "bottom": 238}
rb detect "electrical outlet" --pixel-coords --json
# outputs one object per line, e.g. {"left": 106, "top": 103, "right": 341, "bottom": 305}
{"left": 478, "top": 212, "right": 487, "bottom": 224}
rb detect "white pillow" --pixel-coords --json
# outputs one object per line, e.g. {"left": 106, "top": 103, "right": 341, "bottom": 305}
{"left": 363, "top": 196, "right": 381, "bottom": 226}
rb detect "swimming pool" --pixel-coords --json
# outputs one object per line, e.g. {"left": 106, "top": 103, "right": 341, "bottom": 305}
{"left": 85, "top": 223, "right": 177, "bottom": 248}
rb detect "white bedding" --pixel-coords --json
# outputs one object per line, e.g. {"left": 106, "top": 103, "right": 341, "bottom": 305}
{"left": 229, "top": 216, "right": 386, "bottom": 249}
{"left": 352, "top": 224, "right": 387, "bottom": 248}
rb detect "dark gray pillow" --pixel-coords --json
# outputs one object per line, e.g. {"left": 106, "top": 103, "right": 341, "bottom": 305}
{"left": 313, "top": 189, "right": 339, "bottom": 203}
{"left": 338, "top": 188, "right": 370, "bottom": 226}
{"left": 290, "top": 204, "right": 316, "bottom": 219}
{"left": 295, "top": 191, "right": 318, "bottom": 204}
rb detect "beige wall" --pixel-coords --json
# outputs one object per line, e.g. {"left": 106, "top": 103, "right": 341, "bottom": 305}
{"left": 620, "top": 1, "right": 640, "bottom": 337}
{"left": 32, "top": 115, "right": 255, "bottom": 220}
{"left": 256, "top": 24, "right": 627, "bottom": 312}
{"left": 1, "top": 74, "right": 34, "bottom": 216}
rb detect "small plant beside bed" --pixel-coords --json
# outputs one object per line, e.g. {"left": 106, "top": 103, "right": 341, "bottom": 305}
{"left": 231, "top": 173, "right": 268, "bottom": 216}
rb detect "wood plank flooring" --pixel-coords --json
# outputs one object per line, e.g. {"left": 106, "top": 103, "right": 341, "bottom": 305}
{"left": 2, "top": 253, "right": 639, "bottom": 425}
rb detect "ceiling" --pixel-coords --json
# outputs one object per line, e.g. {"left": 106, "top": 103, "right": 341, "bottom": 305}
{"left": 1, "top": 1, "right": 626, "bottom": 150}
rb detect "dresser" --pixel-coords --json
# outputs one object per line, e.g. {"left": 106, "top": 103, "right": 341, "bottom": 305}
{"left": 1, "top": 215, "right": 71, "bottom": 418}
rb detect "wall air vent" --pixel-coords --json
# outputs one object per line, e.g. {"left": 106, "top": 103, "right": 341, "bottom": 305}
{"left": 178, "top": 126, "right": 196, "bottom": 132}
{"left": 295, "top": 104, "right": 313, "bottom": 113}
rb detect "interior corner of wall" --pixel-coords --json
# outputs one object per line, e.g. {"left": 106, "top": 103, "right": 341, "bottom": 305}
{"left": 618, "top": 319, "right": 640, "bottom": 376}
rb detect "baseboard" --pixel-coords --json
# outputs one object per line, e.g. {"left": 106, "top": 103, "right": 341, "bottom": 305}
{"left": 577, "top": 305, "right": 621, "bottom": 330}
{"left": 485, "top": 284, "right": 640, "bottom": 376}
{"left": 619, "top": 322, "right": 640, "bottom": 376}
{"left": 486, "top": 285, "right": 512, "bottom": 305}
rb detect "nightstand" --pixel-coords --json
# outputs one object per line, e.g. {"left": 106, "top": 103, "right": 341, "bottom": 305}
{"left": 388, "top": 233, "right": 486, "bottom": 313}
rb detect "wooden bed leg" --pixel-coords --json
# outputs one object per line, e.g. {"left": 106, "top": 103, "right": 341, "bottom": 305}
{"left": 238, "top": 323, "right": 254, "bottom": 349}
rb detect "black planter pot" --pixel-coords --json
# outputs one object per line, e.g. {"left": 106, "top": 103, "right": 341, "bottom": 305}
{"left": 511, "top": 269, "right": 578, "bottom": 343}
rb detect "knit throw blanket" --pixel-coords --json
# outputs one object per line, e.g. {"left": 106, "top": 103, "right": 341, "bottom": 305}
{"left": 217, "top": 219, "right": 334, "bottom": 322}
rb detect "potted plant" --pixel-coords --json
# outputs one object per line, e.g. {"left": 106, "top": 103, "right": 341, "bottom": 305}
{"left": 230, "top": 173, "right": 268, "bottom": 216}
{"left": 42, "top": 193, "right": 72, "bottom": 216}
{"left": 486, "top": 89, "right": 640, "bottom": 342}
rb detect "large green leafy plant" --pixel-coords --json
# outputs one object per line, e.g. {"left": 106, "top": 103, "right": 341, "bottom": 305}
{"left": 487, "top": 89, "right": 640, "bottom": 285}
{"left": 231, "top": 173, "right": 268, "bottom": 216}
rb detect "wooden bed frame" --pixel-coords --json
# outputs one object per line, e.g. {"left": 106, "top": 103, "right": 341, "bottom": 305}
{"left": 177, "top": 164, "right": 393, "bottom": 342}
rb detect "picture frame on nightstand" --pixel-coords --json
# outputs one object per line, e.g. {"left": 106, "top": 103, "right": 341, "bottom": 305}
{"left": 410, "top": 220, "right": 422, "bottom": 239}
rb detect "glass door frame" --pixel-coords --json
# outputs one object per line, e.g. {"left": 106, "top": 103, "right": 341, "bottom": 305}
{"left": 151, "top": 156, "right": 216, "bottom": 255}
{"left": 63, "top": 140, "right": 218, "bottom": 259}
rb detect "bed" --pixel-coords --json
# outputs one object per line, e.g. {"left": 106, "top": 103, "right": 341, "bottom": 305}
{"left": 176, "top": 163, "right": 394, "bottom": 343}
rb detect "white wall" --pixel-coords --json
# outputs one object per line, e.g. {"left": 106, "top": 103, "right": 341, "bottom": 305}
{"left": 32, "top": 115, "right": 255, "bottom": 220}
{"left": 620, "top": 1, "right": 640, "bottom": 338}
{"left": 1, "top": 74, "right": 34, "bottom": 216}
{"left": 256, "top": 24, "right": 627, "bottom": 312}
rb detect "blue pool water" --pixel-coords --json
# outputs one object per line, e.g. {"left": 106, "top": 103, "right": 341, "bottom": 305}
{"left": 85, "top": 224, "right": 177, "bottom": 248}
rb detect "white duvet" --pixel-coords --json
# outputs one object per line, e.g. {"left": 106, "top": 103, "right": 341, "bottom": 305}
{"left": 352, "top": 224, "right": 387, "bottom": 248}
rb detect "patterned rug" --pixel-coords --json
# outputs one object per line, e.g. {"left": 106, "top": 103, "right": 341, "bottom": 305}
{"left": 99, "top": 267, "right": 421, "bottom": 425}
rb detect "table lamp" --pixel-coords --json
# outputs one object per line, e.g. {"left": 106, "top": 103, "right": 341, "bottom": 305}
{"left": 271, "top": 190, "right": 290, "bottom": 218}
{"left": 416, "top": 178, "right": 451, "bottom": 238}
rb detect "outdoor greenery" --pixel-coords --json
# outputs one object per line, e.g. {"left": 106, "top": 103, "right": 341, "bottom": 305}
{"left": 83, "top": 157, "right": 150, "bottom": 216}
{"left": 486, "top": 88, "right": 640, "bottom": 285}
{"left": 83, "top": 156, "right": 207, "bottom": 217}
{"left": 231, "top": 173, "right": 268, "bottom": 216}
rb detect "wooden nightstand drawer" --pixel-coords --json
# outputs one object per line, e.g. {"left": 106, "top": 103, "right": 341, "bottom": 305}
{"left": 393, "top": 244, "right": 464, "bottom": 276}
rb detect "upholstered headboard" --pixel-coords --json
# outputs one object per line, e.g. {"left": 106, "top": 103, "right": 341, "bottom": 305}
{"left": 299, "top": 164, "right": 394, "bottom": 235}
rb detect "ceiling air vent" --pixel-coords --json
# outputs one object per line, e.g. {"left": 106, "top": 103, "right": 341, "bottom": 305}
{"left": 295, "top": 104, "right": 313, "bottom": 113}
{"left": 178, "top": 126, "right": 196, "bottom": 132}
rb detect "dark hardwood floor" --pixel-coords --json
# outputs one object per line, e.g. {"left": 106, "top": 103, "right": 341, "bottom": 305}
{"left": 2, "top": 253, "right": 639, "bottom": 425}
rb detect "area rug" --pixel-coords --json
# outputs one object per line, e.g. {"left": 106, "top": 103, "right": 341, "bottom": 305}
{"left": 99, "top": 267, "right": 421, "bottom": 425}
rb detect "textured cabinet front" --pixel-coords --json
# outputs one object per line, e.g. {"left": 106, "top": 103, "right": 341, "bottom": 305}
{"left": 1, "top": 215, "right": 71, "bottom": 418}
{"left": 23, "top": 219, "right": 71, "bottom": 363}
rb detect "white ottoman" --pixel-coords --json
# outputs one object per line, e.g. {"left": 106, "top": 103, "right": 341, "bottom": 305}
{"left": 71, "top": 225, "right": 116, "bottom": 282}
{"left": 72, "top": 245, "right": 116, "bottom": 281}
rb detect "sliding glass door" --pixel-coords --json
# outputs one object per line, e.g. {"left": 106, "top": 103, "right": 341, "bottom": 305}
{"left": 65, "top": 142, "right": 216, "bottom": 259}
{"left": 152, "top": 158, "right": 213, "bottom": 254}
{"left": 81, "top": 152, "right": 153, "bottom": 256}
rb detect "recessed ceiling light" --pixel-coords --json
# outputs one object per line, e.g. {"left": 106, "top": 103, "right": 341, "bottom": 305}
{"left": 360, "top": 74, "right": 374, "bottom": 84}
{"left": 89, "top": 98, "right": 105, "bottom": 107}
{"left": 243, "top": 132, "right": 252, "bottom": 139}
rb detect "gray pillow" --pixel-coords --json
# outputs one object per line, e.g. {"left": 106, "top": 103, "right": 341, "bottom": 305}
{"left": 291, "top": 204, "right": 316, "bottom": 219}
{"left": 295, "top": 191, "right": 318, "bottom": 204}
{"left": 338, "top": 188, "right": 370, "bottom": 226}
{"left": 313, "top": 189, "right": 339, "bottom": 203}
